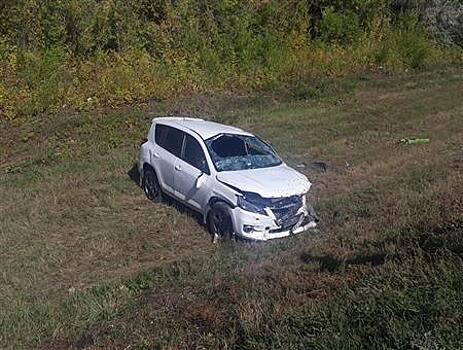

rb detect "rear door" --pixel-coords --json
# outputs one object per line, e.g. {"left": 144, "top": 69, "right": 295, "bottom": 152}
{"left": 174, "top": 133, "right": 211, "bottom": 211}
{"left": 153, "top": 124, "right": 184, "bottom": 195}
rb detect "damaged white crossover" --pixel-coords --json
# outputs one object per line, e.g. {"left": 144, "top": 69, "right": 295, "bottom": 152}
{"left": 138, "top": 117, "right": 318, "bottom": 241}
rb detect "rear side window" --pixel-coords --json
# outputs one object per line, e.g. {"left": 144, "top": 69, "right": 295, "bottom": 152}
{"left": 155, "top": 124, "right": 168, "bottom": 147}
{"left": 155, "top": 124, "right": 184, "bottom": 157}
{"left": 182, "top": 134, "right": 210, "bottom": 174}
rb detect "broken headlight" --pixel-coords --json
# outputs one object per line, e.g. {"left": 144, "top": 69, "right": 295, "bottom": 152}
{"left": 237, "top": 192, "right": 267, "bottom": 215}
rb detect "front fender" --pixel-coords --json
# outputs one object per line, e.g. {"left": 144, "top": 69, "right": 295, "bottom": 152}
{"left": 203, "top": 180, "right": 239, "bottom": 224}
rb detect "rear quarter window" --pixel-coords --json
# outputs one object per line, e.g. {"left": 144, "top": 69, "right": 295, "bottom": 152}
{"left": 155, "top": 124, "right": 168, "bottom": 147}
{"left": 155, "top": 124, "right": 184, "bottom": 158}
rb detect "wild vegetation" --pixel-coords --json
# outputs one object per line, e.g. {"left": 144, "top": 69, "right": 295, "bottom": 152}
{"left": 0, "top": 0, "right": 462, "bottom": 120}
{"left": 1, "top": 1, "right": 463, "bottom": 349}
{"left": 1, "top": 67, "right": 462, "bottom": 349}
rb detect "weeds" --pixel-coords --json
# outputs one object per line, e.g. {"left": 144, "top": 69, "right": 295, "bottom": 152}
{"left": 0, "top": 67, "right": 462, "bottom": 348}
{"left": 0, "top": 1, "right": 462, "bottom": 120}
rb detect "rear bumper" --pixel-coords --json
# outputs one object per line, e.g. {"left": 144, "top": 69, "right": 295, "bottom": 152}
{"left": 229, "top": 206, "right": 317, "bottom": 241}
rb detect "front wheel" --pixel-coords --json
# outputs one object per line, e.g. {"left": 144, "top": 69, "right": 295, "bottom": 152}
{"left": 142, "top": 166, "right": 162, "bottom": 203}
{"left": 207, "top": 203, "right": 234, "bottom": 242}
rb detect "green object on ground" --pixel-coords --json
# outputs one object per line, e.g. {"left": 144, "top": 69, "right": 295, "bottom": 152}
{"left": 400, "top": 138, "right": 430, "bottom": 145}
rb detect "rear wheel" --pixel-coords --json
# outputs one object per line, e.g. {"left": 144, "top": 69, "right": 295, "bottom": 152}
{"left": 207, "top": 203, "right": 234, "bottom": 241}
{"left": 143, "top": 166, "right": 162, "bottom": 203}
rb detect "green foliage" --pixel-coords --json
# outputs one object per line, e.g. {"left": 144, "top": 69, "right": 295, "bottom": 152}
{"left": 18, "top": 47, "right": 68, "bottom": 115}
{"left": 376, "top": 15, "right": 440, "bottom": 69}
{"left": 0, "top": 0, "right": 461, "bottom": 120}
{"left": 316, "top": 7, "right": 363, "bottom": 44}
{"left": 308, "top": 0, "right": 391, "bottom": 39}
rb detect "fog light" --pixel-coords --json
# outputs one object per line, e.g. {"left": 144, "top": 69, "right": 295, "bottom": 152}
{"left": 243, "top": 225, "right": 254, "bottom": 233}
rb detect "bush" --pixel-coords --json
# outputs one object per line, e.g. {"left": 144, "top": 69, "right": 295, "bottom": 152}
{"left": 377, "top": 15, "right": 440, "bottom": 69}
{"left": 423, "top": 0, "right": 463, "bottom": 46}
{"left": 0, "top": 0, "right": 461, "bottom": 120}
{"left": 17, "top": 48, "right": 67, "bottom": 115}
{"left": 316, "top": 7, "right": 363, "bottom": 44}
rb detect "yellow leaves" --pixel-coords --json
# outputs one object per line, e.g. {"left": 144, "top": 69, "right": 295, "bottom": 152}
{"left": 0, "top": 83, "right": 16, "bottom": 120}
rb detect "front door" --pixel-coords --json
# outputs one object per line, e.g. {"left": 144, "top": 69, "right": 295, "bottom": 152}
{"left": 174, "top": 133, "right": 211, "bottom": 211}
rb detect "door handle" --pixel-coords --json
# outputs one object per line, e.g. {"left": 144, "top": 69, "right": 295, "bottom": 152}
{"left": 153, "top": 152, "right": 160, "bottom": 159}
{"left": 174, "top": 165, "right": 182, "bottom": 171}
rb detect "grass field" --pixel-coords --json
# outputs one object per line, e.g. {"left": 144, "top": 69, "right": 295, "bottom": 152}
{"left": 1, "top": 67, "right": 462, "bottom": 349}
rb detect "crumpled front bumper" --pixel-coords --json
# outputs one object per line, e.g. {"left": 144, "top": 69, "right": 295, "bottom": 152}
{"left": 229, "top": 205, "right": 317, "bottom": 241}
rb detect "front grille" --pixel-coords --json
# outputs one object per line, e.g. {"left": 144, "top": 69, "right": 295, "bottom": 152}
{"left": 269, "top": 214, "right": 302, "bottom": 233}
{"left": 269, "top": 195, "right": 303, "bottom": 224}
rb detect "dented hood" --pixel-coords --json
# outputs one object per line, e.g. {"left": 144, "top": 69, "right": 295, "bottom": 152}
{"left": 217, "top": 164, "right": 311, "bottom": 198}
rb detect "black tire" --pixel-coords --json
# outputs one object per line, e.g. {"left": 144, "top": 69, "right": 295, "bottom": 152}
{"left": 207, "top": 203, "right": 234, "bottom": 239}
{"left": 142, "top": 166, "right": 162, "bottom": 203}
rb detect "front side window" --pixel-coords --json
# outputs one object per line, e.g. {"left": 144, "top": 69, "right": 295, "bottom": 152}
{"left": 155, "top": 124, "right": 184, "bottom": 157}
{"left": 205, "top": 134, "right": 281, "bottom": 172}
{"left": 182, "top": 134, "right": 210, "bottom": 174}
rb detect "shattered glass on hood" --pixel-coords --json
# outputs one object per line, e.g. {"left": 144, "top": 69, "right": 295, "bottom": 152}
{"left": 205, "top": 134, "right": 281, "bottom": 172}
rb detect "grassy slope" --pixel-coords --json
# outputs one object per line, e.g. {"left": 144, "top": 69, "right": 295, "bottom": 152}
{"left": 0, "top": 68, "right": 462, "bottom": 349}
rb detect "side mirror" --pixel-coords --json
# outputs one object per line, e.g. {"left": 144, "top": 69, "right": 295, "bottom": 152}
{"left": 195, "top": 173, "right": 206, "bottom": 189}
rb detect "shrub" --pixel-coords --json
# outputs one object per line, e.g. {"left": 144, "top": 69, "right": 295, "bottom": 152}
{"left": 316, "top": 7, "right": 363, "bottom": 44}
{"left": 377, "top": 15, "right": 440, "bottom": 69}
{"left": 0, "top": 0, "right": 461, "bottom": 120}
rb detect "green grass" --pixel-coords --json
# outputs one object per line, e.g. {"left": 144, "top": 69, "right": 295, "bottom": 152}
{"left": 0, "top": 67, "right": 462, "bottom": 349}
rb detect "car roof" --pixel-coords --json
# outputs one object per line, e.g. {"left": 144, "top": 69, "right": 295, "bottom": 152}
{"left": 152, "top": 117, "right": 253, "bottom": 139}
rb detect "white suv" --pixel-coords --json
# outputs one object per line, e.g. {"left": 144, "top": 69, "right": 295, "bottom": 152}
{"left": 138, "top": 117, "right": 318, "bottom": 241}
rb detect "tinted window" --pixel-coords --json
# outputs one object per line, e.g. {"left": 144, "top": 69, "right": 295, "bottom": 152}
{"left": 155, "top": 124, "right": 168, "bottom": 147}
{"left": 155, "top": 124, "right": 184, "bottom": 157}
{"left": 182, "top": 134, "right": 210, "bottom": 174}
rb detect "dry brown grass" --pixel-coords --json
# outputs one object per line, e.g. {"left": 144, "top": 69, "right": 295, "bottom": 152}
{"left": 1, "top": 68, "right": 462, "bottom": 349}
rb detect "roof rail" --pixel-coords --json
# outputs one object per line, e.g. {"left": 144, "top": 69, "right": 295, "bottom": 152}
{"left": 151, "top": 115, "right": 205, "bottom": 122}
